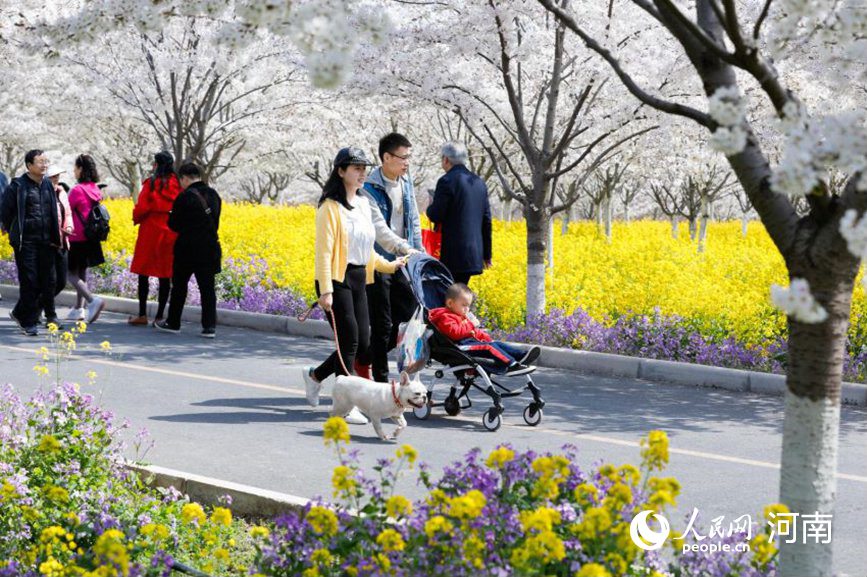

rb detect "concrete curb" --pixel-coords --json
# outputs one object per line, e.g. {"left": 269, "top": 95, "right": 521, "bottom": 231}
{"left": 3, "top": 283, "right": 866, "bottom": 406}
{"left": 124, "top": 462, "right": 309, "bottom": 520}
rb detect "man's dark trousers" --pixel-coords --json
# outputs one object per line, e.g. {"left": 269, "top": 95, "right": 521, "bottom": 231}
{"left": 166, "top": 260, "right": 217, "bottom": 330}
{"left": 365, "top": 271, "right": 416, "bottom": 382}
{"left": 13, "top": 243, "right": 56, "bottom": 327}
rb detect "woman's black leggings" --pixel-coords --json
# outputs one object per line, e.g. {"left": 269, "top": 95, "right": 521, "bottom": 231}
{"left": 313, "top": 264, "right": 369, "bottom": 382}
{"left": 137, "top": 275, "right": 170, "bottom": 318}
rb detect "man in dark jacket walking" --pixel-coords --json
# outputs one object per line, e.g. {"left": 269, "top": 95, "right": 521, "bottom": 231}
{"left": 0, "top": 150, "right": 60, "bottom": 336}
{"left": 426, "top": 142, "right": 492, "bottom": 285}
{"left": 155, "top": 162, "right": 221, "bottom": 338}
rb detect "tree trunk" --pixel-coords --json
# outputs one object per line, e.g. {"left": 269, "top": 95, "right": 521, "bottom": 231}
{"left": 779, "top": 275, "right": 853, "bottom": 577}
{"left": 688, "top": 218, "right": 698, "bottom": 241}
{"left": 741, "top": 214, "right": 749, "bottom": 237}
{"left": 561, "top": 207, "right": 571, "bottom": 235}
{"left": 623, "top": 202, "right": 630, "bottom": 223}
{"left": 697, "top": 195, "right": 710, "bottom": 253}
{"left": 130, "top": 162, "right": 142, "bottom": 203}
{"left": 604, "top": 194, "right": 613, "bottom": 242}
{"left": 526, "top": 206, "right": 549, "bottom": 318}
{"left": 504, "top": 198, "right": 513, "bottom": 222}
{"left": 670, "top": 215, "right": 678, "bottom": 239}
{"left": 594, "top": 202, "right": 603, "bottom": 233}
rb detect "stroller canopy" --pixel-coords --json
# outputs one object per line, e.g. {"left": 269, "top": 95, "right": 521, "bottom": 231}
{"left": 401, "top": 253, "right": 454, "bottom": 310}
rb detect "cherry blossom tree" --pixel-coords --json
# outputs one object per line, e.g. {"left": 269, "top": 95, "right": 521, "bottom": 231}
{"left": 539, "top": 0, "right": 867, "bottom": 573}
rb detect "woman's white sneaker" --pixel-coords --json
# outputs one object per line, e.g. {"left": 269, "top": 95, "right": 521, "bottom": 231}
{"left": 86, "top": 297, "right": 105, "bottom": 323}
{"left": 66, "top": 308, "right": 85, "bottom": 321}
{"left": 303, "top": 367, "right": 322, "bottom": 407}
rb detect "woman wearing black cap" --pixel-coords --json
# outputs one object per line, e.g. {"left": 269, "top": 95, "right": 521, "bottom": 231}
{"left": 303, "top": 147, "right": 406, "bottom": 425}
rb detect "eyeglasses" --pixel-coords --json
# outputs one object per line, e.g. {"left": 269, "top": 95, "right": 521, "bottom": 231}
{"left": 387, "top": 151, "right": 412, "bottom": 162}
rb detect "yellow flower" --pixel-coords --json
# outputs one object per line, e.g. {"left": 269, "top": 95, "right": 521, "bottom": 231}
{"left": 214, "top": 548, "right": 230, "bottom": 561}
{"left": 396, "top": 444, "right": 418, "bottom": 465}
{"left": 640, "top": 430, "right": 670, "bottom": 471}
{"left": 605, "top": 553, "right": 627, "bottom": 575}
{"left": 311, "top": 548, "right": 333, "bottom": 565}
{"left": 486, "top": 445, "right": 515, "bottom": 468}
{"left": 447, "top": 489, "right": 487, "bottom": 520}
{"left": 302, "top": 567, "right": 320, "bottom": 577}
{"left": 376, "top": 528, "right": 406, "bottom": 552}
{"left": 75, "top": 321, "right": 87, "bottom": 333}
{"left": 598, "top": 464, "right": 617, "bottom": 480}
{"left": 100, "top": 340, "right": 112, "bottom": 352}
{"left": 323, "top": 417, "right": 350, "bottom": 445}
{"left": 424, "top": 515, "right": 454, "bottom": 539}
{"left": 386, "top": 495, "right": 413, "bottom": 518}
{"left": 574, "top": 483, "right": 598, "bottom": 506}
{"left": 38, "top": 346, "right": 50, "bottom": 360}
{"left": 763, "top": 502, "right": 790, "bottom": 523}
{"left": 575, "top": 562, "right": 612, "bottom": 577}
{"left": 331, "top": 465, "right": 357, "bottom": 497}
{"left": 181, "top": 503, "right": 207, "bottom": 525}
{"left": 618, "top": 464, "right": 641, "bottom": 486}
{"left": 510, "top": 530, "right": 566, "bottom": 571}
{"left": 573, "top": 507, "right": 612, "bottom": 541}
{"left": 210, "top": 507, "right": 232, "bottom": 526}
{"left": 603, "top": 483, "right": 633, "bottom": 509}
{"left": 374, "top": 552, "right": 391, "bottom": 571}
{"left": 43, "top": 485, "right": 69, "bottom": 503}
{"left": 39, "top": 558, "right": 64, "bottom": 576}
{"left": 520, "top": 507, "right": 562, "bottom": 532}
{"left": 86, "top": 370, "right": 98, "bottom": 383}
{"left": 46, "top": 323, "right": 59, "bottom": 335}
{"left": 33, "top": 365, "right": 49, "bottom": 377}
{"left": 306, "top": 506, "right": 338, "bottom": 536}
{"left": 749, "top": 533, "right": 777, "bottom": 566}
{"left": 1, "top": 481, "right": 18, "bottom": 501}
{"left": 250, "top": 525, "right": 271, "bottom": 539}
{"left": 37, "top": 435, "right": 61, "bottom": 453}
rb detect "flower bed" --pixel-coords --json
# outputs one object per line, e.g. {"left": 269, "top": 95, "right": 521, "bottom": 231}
{"left": 249, "top": 418, "right": 780, "bottom": 577}
{"left": 0, "top": 380, "right": 257, "bottom": 575}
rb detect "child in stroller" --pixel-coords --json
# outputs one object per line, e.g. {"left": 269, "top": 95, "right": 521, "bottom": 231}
{"left": 428, "top": 283, "right": 541, "bottom": 375}
{"left": 400, "top": 253, "right": 545, "bottom": 431}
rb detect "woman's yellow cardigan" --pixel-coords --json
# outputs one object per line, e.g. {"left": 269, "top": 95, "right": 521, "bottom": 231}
{"left": 315, "top": 198, "right": 399, "bottom": 294}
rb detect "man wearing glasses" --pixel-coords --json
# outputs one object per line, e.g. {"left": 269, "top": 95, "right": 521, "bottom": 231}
{"left": 358, "top": 132, "right": 424, "bottom": 382}
{"left": 0, "top": 150, "right": 61, "bottom": 336}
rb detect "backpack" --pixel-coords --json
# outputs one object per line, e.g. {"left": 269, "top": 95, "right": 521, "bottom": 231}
{"left": 83, "top": 202, "right": 111, "bottom": 241}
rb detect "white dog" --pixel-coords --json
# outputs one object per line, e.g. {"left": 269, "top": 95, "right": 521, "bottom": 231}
{"left": 308, "top": 370, "right": 428, "bottom": 440}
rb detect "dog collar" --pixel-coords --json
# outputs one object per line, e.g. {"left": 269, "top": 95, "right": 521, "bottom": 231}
{"left": 391, "top": 380, "right": 404, "bottom": 409}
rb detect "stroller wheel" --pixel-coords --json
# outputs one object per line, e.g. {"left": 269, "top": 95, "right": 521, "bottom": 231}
{"left": 444, "top": 395, "right": 461, "bottom": 416}
{"left": 482, "top": 408, "right": 502, "bottom": 432}
{"left": 413, "top": 403, "right": 431, "bottom": 420}
{"left": 523, "top": 404, "right": 543, "bottom": 427}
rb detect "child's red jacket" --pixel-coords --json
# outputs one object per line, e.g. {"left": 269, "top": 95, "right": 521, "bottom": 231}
{"left": 429, "top": 307, "right": 492, "bottom": 342}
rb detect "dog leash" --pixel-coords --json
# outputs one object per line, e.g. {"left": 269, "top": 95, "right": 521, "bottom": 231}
{"left": 298, "top": 302, "right": 351, "bottom": 376}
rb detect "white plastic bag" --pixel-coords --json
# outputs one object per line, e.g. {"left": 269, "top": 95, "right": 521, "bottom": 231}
{"left": 397, "top": 306, "right": 431, "bottom": 374}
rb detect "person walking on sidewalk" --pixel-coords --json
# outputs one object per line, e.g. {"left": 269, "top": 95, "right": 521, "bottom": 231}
{"left": 358, "top": 132, "right": 423, "bottom": 382}
{"left": 128, "top": 151, "right": 181, "bottom": 326}
{"left": 40, "top": 167, "right": 74, "bottom": 328}
{"left": 66, "top": 154, "right": 106, "bottom": 324}
{"left": 302, "top": 147, "right": 406, "bottom": 425}
{"left": 426, "top": 142, "right": 492, "bottom": 286}
{"left": 0, "top": 150, "right": 60, "bottom": 336}
{"left": 155, "top": 162, "right": 221, "bottom": 338}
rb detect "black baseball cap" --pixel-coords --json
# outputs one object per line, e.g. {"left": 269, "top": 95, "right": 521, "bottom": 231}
{"left": 333, "top": 147, "right": 376, "bottom": 167}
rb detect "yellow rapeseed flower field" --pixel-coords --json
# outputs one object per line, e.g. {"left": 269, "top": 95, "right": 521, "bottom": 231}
{"left": 5, "top": 198, "right": 864, "bottom": 346}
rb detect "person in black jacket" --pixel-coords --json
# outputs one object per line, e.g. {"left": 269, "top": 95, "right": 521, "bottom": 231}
{"left": 155, "top": 162, "right": 221, "bottom": 338}
{"left": 0, "top": 150, "right": 60, "bottom": 336}
{"left": 426, "top": 142, "right": 492, "bottom": 285}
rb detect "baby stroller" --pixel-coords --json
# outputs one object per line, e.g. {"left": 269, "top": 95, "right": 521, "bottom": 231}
{"left": 398, "top": 254, "right": 545, "bottom": 431}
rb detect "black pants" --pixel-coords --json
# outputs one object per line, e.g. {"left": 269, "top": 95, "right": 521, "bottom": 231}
{"left": 40, "top": 249, "right": 67, "bottom": 320}
{"left": 365, "top": 270, "right": 416, "bottom": 382}
{"left": 12, "top": 243, "right": 56, "bottom": 328}
{"left": 165, "top": 260, "right": 216, "bottom": 330}
{"left": 450, "top": 270, "right": 473, "bottom": 285}
{"left": 314, "top": 264, "right": 369, "bottom": 382}
{"left": 138, "top": 275, "right": 170, "bottom": 318}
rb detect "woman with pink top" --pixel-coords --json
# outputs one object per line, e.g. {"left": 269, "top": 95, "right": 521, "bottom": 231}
{"left": 66, "top": 154, "right": 106, "bottom": 323}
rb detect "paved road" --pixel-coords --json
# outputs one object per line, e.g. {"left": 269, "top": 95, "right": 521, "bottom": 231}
{"left": 1, "top": 302, "right": 865, "bottom": 575}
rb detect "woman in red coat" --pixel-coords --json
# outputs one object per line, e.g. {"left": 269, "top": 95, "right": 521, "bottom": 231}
{"left": 128, "top": 151, "right": 181, "bottom": 325}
